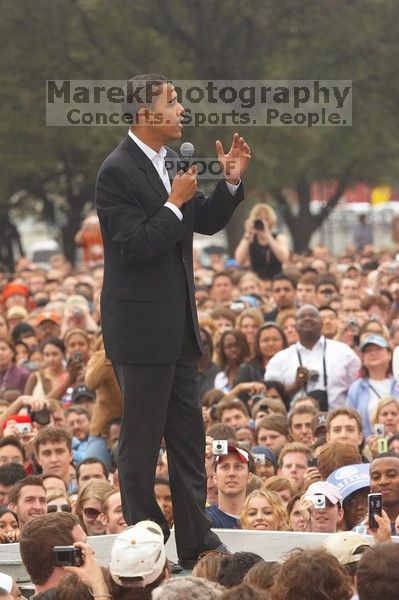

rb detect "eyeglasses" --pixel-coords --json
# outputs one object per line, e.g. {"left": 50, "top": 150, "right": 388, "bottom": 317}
{"left": 83, "top": 506, "right": 101, "bottom": 519}
{"left": 47, "top": 504, "right": 71, "bottom": 513}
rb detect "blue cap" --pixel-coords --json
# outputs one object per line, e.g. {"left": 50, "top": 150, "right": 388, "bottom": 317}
{"left": 224, "top": 259, "right": 240, "bottom": 269}
{"left": 327, "top": 463, "right": 370, "bottom": 500}
{"left": 360, "top": 334, "right": 389, "bottom": 352}
{"left": 251, "top": 445, "right": 277, "bottom": 467}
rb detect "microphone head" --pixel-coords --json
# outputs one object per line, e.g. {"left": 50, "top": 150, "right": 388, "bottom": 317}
{"left": 179, "top": 142, "right": 195, "bottom": 158}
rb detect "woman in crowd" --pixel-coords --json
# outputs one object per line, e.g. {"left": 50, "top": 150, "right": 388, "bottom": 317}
{"left": 0, "top": 316, "right": 9, "bottom": 342}
{"left": 287, "top": 493, "right": 310, "bottom": 532}
{"left": 75, "top": 480, "right": 113, "bottom": 536}
{"left": 276, "top": 309, "right": 298, "bottom": 346}
{"left": 0, "top": 338, "right": 29, "bottom": 397}
{"left": 263, "top": 380, "right": 291, "bottom": 411}
{"left": 46, "top": 489, "right": 72, "bottom": 514}
{"left": 236, "top": 324, "right": 288, "bottom": 387}
{"left": 236, "top": 308, "right": 264, "bottom": 359}
{"left": 263, "top": 476, "right": 296, "bottom": 509}
{"left": 388, "top": 432, "right": 399, "bottom": 454}
{"left": 234, "top": 203, "right": 289, "bottom": 280}
{"left": 239, "top": 490, "right": 288, "bottom": 531}
{"left": 0, "top": 507, "right": 20, "bottom": 543}
{"left": 214, "top": 330, "right": 250, "bottom": 392}
{"left": 371, "top": 396, "right": 399, "bottom": 436}
{"left": 24, "top": 337, "right": 69, "bottom": 399}
{"left": 347, "top": 334, "right": 399, "bottom": 438}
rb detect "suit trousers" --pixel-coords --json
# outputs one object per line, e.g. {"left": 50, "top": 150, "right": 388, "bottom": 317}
{"left": 112, "top": 306, "right": 219, "bottom": 556}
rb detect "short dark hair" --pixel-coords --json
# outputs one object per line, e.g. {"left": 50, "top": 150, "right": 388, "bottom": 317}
{"left": 357, "top": 543, "right": 399, "bottom": 600}
{"left": 217, "top": 552, "right": 263, "bottom": 588}
{"left": 0, "top": 462, "right": 26, "bottom": 486}
{"left": 77, "top": 457, "right": 108, "bottom": 482}
{"left": 41, "top": 336, "right": 65, "bottom": 353}
{"left": 0, "top": 435, "right": 26, "bottom": 462}
{"left": 34, "top": 426, "right": 72, "bottom": 453}
{"left": 272, "top": 273, "right": 297, "bottom": 289}
{"left": 19, "top": 512, "right": 80, "bottom": 585}
{"left": 8, "top": 474, "right": 45, "bottom": 506}
{"left": 122, "top": 73, "right": 168, "bottom": 123}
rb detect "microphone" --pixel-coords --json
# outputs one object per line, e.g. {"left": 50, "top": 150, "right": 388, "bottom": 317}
{"left": 179, "top": 142, "right": 195, "bottom": 172}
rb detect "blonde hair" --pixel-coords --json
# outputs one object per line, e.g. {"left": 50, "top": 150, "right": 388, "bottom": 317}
{"left": 235, "top": 308, "right": 264, "bottom": 330}
{"left": 276, "top": 309, "right": 297, "bottom": 328}
{"left": 263, "top": 475, "right": 297, "bottom": 497}
{"left": 75, "top": 480, "right": 113, "bottom": 531}
{"left": 239, "top": 489, "right": 288, "bottom": 530}
{"left": 249, "top": 203, "right": 277, "bottom": 229}
{"left": 46, "top": 489, "right": 70, "bottom": 504}
{"left": 371, "top": 396, "right": 399, "bottom": 426}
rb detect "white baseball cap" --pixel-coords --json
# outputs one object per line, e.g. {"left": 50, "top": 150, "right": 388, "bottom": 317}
{"left": 110, "top": 520, "right": 166, "bottom": 587}
{"left": 323, "top": 531, "right": 370, "bottom": 565}
{"left": 0, "top": 572, "right": 12, "bottom": 593}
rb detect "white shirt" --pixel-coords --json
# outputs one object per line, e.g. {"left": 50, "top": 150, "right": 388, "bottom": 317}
{"left": 264, "top": 336, "right": 361, "bottom": 409}
{"left": 128, "top": 130, "right": 240, "bottom": 222}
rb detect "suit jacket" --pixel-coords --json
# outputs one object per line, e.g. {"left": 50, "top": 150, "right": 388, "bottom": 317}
{"left": 96, "top": 135, "right": 244, "bottom": 364}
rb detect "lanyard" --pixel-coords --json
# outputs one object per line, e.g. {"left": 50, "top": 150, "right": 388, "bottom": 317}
{"left": 368, "top": 381, "right": 382, "bottom": 400}
{"left": 296, "top": 339, "right": 328, "bottom": 393}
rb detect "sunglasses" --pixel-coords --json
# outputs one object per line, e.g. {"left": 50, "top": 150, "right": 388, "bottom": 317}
{"left": 83, "top": 506, "right": 101, "bottom": 519}
{"left": 47, "top": 504, "right": 71, "bottom": 513}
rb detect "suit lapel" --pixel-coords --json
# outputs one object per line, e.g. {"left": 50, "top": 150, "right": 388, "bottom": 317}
{"left": 122, "top": 136, "right": 169, "bottom": 202}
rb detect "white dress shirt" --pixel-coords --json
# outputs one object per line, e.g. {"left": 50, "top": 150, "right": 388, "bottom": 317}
{"left": 128, "top": 130, "right": 239, "bottom": 222}
{"left": 264, "top": 336, "right": 361, "bottom": 409}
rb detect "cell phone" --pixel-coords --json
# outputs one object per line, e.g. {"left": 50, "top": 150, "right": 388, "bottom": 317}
{"left": 53, "top": 545, "right": 84, "bottom": 567}
{"left": 308, "top": 457, "right": 318, "bottom": 468}
{"left": 253, "top": 219, "right": 264, "bottom": 231}
{"left": 368, "top": 493, "right": 382, "bottom": 529}
{"left": 377, "top": 438, "right": 388, "bottom": 454}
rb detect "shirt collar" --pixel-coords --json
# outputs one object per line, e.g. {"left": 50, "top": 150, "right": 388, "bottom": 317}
{"left": 128, "top": 130, "right": 166, "bottom": 161}
{"left": 297, "top": 335, "right": 325, "bottom": 352}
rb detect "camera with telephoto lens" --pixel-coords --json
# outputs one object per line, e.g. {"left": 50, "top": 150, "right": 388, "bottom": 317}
{"left": 253, "top": 219, "right": 264, "bottom": 231}
{"left": 311, "top": 494, "right": 326, "bottom": 509}
{"left": 53, "top": 546, "right": 84, "bottom": 567}
{"left": 212, "top": 440, "right": 228, "bottom": 456}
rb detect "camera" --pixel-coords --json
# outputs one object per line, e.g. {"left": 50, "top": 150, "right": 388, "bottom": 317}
{"left": 253, "top": 219, "right": 264, "bottom": 231}
{"left": 15, "top": 423, "right": 32, "bottom": 435}
{"left": 53, "top": 546, "right": 84, "bottom": 567}
{"left": 347, "top": 317, "right": 358, "bottom": 327}
{"left": 373, "top": 423, "right": 385, "bottom": 437}
{"left": 311, "top": 494, "right": 326, "bottom": 509}
{"left": 308, "top": 457, "right": 318, "bottom": 468}
{"left": 308, "top": 369, "right": 319, "bottom": 383}
{"left": 72, "top": 306, "right": 83, "bottom": 318}
{"left": 29, "top": 406, "right": 51, "bottom": 426}
{"left": 252, "top": 453, "right": 266, "bottom": 465}
{"left": 212, "top": 440, "right": 228, "bottom": 456}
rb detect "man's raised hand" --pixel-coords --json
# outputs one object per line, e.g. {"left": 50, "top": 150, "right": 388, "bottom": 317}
{"left": 215, "top": 132, "right": 251, "bottom": 185}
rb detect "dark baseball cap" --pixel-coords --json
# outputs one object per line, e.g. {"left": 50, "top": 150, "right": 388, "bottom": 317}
{"left": 71, "top": 385, "right": 96, "bottom": 403}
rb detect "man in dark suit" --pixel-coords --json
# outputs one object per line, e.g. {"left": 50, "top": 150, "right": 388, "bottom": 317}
{"left": 96, "top": 74, "right": 251, "bottom": 568}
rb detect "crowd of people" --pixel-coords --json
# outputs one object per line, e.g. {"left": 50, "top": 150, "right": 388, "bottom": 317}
{"left": 0, "top": 205, "right": 398, "bottom": 598}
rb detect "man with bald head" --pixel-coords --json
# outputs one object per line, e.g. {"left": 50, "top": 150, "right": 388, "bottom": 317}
{"left": 265, "top": 305, "right": 360, "bottom": 410}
